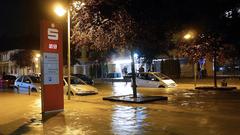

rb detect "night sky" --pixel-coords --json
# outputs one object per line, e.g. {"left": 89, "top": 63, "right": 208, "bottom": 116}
{"left": 0, "top": 0, "right": 239, "bottom": 51}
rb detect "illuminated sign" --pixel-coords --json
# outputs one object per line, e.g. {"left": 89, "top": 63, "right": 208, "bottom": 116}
{"left": 47, "top": 24, "right": 59, "bottom": 50}
{"left": 49, "top": 44, "right": 58, "bottom": 49}
{"left": 40, "top": 20, "right": 64, "bottom": 113}
{"left": 48, "top": 24, "right": 59, "bottom": 40}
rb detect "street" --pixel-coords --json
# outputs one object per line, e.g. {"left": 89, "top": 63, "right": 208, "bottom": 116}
{"left": 0, "top": 79, "right": 240, "bottom": 135}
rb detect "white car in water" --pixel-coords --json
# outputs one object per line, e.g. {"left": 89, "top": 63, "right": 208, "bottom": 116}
{"left": 14, "top": 75, "right": 41, "bottom": 92}
{"left": 136, "top": 72, "right": 177, "bottom": 88}
{"left": 63, "top": 76, "right": 98, "bottom": 96}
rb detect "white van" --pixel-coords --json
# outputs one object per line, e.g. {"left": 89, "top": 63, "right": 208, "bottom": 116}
{"left": 136, "top": 72, "right": 177, "bottom": 88}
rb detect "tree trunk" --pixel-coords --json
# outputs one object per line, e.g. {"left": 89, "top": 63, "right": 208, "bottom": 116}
{"left": 194, "top": 63, "right": 197, "bottom": 88}
{"left": 130, "top": 50, "right": 137, "bottom": 98}
{"left": 213, "top": 51, "right": 217, "bottom": 87}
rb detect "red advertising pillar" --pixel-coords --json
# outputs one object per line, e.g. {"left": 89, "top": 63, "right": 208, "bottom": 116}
{"left": 40, "top": 20, "right": 64, "bottom": 113}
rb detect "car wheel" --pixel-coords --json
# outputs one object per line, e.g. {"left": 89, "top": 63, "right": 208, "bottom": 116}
{"left": 158, "top": 85, "right": 165, "bottom": 88}
{"left": 31, "top": 88, "right": 38, "bottom": 92}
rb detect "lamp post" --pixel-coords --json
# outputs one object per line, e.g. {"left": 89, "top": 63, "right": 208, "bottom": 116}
{"left": 183, "top": 31, "right": 197, "bottom": 88}
{"left": 54, "top": 2, "right": 85, "bottom": 100}
{"left": 54, "top": 3, "right": 71, "bottom": 100}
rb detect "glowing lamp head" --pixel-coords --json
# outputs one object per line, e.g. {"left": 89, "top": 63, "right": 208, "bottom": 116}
{"left": 184, "top": 34, "right": 192, "bottom": 40}
{"left": 34, "top": 57, "right": 39, "bottom": 62}
{"left": 54, "top": 4, "right": 67, "bottom": 17}
{"left": 183, "top": 31, "right": 196, "bottom": 40}
{"left": 36, "top": 54, "right": 41, "bottom": 58}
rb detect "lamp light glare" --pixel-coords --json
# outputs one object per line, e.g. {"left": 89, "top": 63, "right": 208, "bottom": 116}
{"left": 54, "top": 4, "right": 67, "bottom": 17}
{"left": 184, "top": 34, "right": 192, "bottom": 40}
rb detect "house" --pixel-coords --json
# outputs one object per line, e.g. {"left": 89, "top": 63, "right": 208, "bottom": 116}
{"left": 0, "top": 49, "right": 40, "bottom": 76}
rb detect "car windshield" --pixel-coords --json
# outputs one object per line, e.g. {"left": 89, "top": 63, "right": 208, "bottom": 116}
{"left": 153, "top": 73, "right": 170, "bottom": 80}
{"left": 29, "top": 76, "right": 41, "bottom": 83}
{"left": 65, "top": 77, "right": 86, "bottom": 85}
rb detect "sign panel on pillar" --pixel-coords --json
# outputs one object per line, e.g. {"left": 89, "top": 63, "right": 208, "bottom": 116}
{"left": 40, "top": 20, "right": 64, "bottom": 113}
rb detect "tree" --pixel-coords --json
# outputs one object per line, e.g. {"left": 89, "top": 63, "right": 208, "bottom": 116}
{"left": 10, "top": 50, "right": 34, "bottom": 68}
{"left": 71, "top": 0, "right": 138, "bottom": 97}
{"left": 136, "top": 25, "right": 171, "bottom": 67}
{"left": 177, "top": 32, "right": 233, "bottom": 87}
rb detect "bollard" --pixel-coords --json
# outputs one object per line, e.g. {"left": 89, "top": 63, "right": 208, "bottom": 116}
{"left": 0, "top": 79, "right": 3, "bottom": 89}
{"left": 28, "top": 86, "right": 31, "bottom": 95}
{"left": 17, "top": 85, "right": 20, "bottom": 94}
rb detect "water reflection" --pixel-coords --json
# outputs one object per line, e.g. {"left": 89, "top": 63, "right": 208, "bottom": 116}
{"left": 112, "top": 82, "right": 133, "bottom": 96}
{"left": 112, "top": 105, "right": 147, "bottom": 135}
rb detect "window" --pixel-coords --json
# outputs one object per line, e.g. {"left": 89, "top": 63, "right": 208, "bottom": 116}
{"left": 17, "top": 76, "right": 23, "bottom": 82}
{"left": 29, "top": 76, "right": 40, "bottom": 83}
{"left": 64, "top": 77, "right": 86, "bottom": 85}
{"left": 23, "top": 77, "right": 31, "bottom": 84}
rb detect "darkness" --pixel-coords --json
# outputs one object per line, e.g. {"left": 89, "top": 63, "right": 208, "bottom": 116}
{"left": 0, "top": 0, "right": 239, "bottom": 51}
{"left": 0, "top": 0, "right": 40, "bottom": 51}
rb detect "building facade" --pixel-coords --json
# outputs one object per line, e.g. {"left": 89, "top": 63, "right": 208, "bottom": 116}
{"left": 0, "top": 49, "right": 41, "bottom": 76}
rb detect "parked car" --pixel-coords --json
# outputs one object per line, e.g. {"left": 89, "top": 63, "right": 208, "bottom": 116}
{"left": 14, "top": 75, "right": 41, "bottom": 92}
{"left": 136, "top": 72, "right": 177, "bottom": 88}
{"left": 63, "top": 76, "right": 98, "bottom": 96}
{"left": 72, "top": 74, "right": 94, "bottom": 85}
{"left": 2, "top": 75, "right": 17, "bottom": 88}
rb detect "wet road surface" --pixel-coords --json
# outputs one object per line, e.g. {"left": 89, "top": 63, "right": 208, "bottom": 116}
{"left": 0, "top": 81, "right": 240, "bottom": 135}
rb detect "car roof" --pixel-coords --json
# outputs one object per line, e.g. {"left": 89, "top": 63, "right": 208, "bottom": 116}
{"left": 139, "top": 72, "right": 159, "bottom": 74}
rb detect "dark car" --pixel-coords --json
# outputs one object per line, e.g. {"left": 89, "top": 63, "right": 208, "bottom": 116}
{"left": 72, "top": 74, "right": 94, "bottom": 85}
{"left": 2, "top": 75, "right": 17, "bottom": 88}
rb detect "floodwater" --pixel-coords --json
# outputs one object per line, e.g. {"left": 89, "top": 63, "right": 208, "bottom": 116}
{"left": 1, "top": 81, "right": 240, "bottom": 135}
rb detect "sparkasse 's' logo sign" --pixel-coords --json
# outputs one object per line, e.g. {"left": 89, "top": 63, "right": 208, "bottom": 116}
{"left": 48, "top": 23, "right": 59, "bottom": 41}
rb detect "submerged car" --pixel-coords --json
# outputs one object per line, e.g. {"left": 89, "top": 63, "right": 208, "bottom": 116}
{"left": 14, "top": 75, "right": 41, "bottom": 92}
{"left": 63, "top": 76, "right": 98, "bottom": 96}
{"left": 136, "top": 72, "right": 177, "bottom": 88}
{"left": 72, "top": 74, "right": 94, "bottom": 85}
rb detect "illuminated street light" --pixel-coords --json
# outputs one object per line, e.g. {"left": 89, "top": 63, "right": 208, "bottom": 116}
{"left": 134, "top": 53, "right": 138, "bottom": 58}
{"left": 183, "top": 32, "right": 195, "bottom": 40}
{"left": 54, "top": 4, "right": 67, "bottom": 17}
{"left": 36, "top": 53, "right": 41, "bottom": 58}
{"left": 183, "top": 30, "right": 197, "bottom": 88}
{"left": 34, "top": 57, "right": 39, "bottom": 62}
{"left": 183, "top": 33, "right": 192, "bottom": 40}
{"left": 54, "top": 2, "right": 85, "bottom": 100}
{"left": 34, "top": 53, "right": 40, "bottom": 74}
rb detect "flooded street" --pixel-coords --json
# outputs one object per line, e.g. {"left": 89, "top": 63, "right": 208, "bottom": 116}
{"left": 1, "top": 80, "right": 240, "bottom": 135}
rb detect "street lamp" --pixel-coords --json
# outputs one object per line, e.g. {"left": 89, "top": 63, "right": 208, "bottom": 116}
{"left": 34, "top": 53, "right": 41, "bottom": 74}
{"left": 54, "top": 2, "right": 85, "bottom": 100}
{"left": 36, "top": 53, "right": 41, "bottom": 58}
{"left": 183, "top": 31, "right": 195, "bottom": 40}
{"left": 54, "top": 3, "right": 71, "bottom": 100}
{"left": 183, "top": 31, "right": 197, "bottom": 88}
{"left": 54, "top": 4, "right": 67, "bottom": 17}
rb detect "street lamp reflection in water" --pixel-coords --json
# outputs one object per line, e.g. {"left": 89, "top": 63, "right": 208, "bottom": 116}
{"left": 112, "top": 82, "right": 132, "bottom": 96}
{"left": 112, "top": 105, "right": 147, "bottom": 135}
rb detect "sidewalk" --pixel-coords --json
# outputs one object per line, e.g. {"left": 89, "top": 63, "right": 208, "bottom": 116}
{"left": 175, "top": 78, "right": 240, "bottom": 89}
